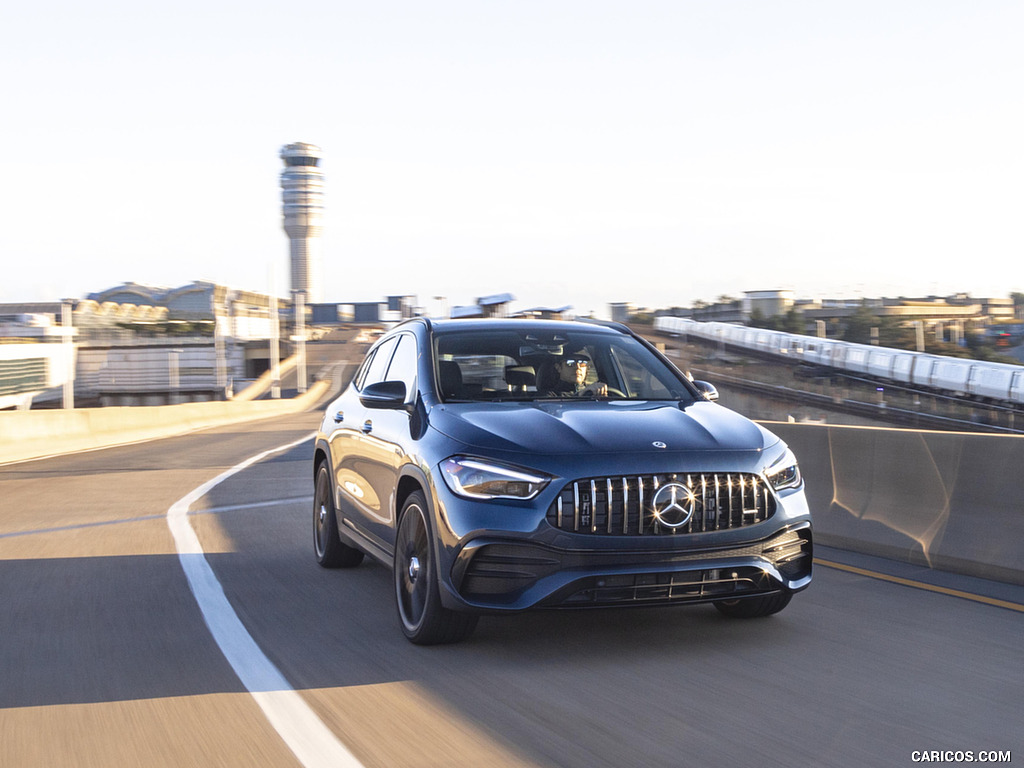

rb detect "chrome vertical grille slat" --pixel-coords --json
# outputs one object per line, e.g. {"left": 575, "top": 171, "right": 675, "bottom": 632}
{"left": 621, "top": 478, "right": 629, "bottom": 535}
{"left": 573, "top": 483, "right": 580, "bottom": 532}
{"left": 547, "top": 472, "right": 775, "bottom": 536}
{"left": 637, "top": 477, "right": 645, "bottom": 534}
{"left": 652, "top": 475, "right": 661, "bottom": 535}
{"left": 606, "top": 478, "right": 614, "bottom": 534}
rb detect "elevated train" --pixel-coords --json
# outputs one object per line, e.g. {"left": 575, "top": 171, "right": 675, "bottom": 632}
{"left": 653, "top": 316, "right": 1024, "bottom": 407}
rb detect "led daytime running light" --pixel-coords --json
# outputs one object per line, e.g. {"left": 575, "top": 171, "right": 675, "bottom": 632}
{"left": 766, "top": 448, "right": 802, "bottom": 491}
{"left": 441, "top": 457, "right": 550, "bottom": 500}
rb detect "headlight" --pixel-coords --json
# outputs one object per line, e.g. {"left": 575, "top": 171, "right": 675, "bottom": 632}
{"left": 441, "top": 457, "right": 551, "bottom": 500}
{"left": 765, "top": 447, "right": 802, "bottom": 491}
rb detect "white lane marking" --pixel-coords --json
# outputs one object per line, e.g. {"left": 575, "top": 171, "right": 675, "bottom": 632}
{"left": 2, "top": 496, "right": 316, "bottom": 539}
{"left": 167, "top": 434, "right": 364, "bottom": 768}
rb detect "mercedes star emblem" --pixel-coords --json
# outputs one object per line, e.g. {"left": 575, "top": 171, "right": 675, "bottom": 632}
{"left": 651, "top": 482, "right": 696, "bottom": 528}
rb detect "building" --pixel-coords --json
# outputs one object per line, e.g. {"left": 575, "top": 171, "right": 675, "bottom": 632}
{"left": 88, "top": 281, "right": 284, "bottom": 342}
{"left": 516, "top": 305, "right": 574, "bottom": 320}
{"left": 6, "top": 281, "right": 302, "bottom": 406}
{"left": 609, "top": 303, "right": 635, "bottom": 324}
{"left": 280, "top": 142, "right": 326, "bottom": 303}
{"left": 448, "top": 293, "right": 516, "bottom": 320}
{"left": 742, "top": 290, "right": 795, "bottom": 320}
{"left": 478, "top": 293, "right": 515, "bottom": 318}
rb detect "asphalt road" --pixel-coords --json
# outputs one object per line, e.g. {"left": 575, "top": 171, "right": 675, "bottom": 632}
{"left": 2, "top": 396, "right": 1022, "bottom": 766}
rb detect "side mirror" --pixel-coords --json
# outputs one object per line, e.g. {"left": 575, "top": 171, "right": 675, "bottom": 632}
{"left": 360, "top": 380, "right": 410, "bottom": 410}
{"left": 693, "top": 380, "right": 719, "bottom": 402}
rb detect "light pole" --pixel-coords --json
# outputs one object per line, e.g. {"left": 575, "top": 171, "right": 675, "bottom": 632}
{"left": 269, "top": 270, "right": 281, "bottom": 399}
{"left": 294, "top": 290, "right": 307, "bottom": 393}
{"left": 168, "top": 348, "right": 182, "bottom": 403}
{"left": 61, "top": 299, "right": 75, "bottom": 410}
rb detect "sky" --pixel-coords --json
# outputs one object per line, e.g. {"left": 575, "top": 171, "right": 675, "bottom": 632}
{"left": 2, "top": 1, "right": 1022, "bottom": 318}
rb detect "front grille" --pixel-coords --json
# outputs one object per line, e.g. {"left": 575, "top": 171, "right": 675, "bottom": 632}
{"left": 559, "top": 566, "right": 771, "bottom": 605}
{"left": 546, "top": 473, "right": 775, "bottom": 535}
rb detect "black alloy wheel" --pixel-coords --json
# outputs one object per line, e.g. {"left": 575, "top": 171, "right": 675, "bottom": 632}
{"left": 314, "top": 463, "right": 364, "bottom": 568}
{"left": 394, "top": 491, "right": 478, "bottom": 645}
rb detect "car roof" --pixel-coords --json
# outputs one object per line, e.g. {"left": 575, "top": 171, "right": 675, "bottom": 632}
{"left": 426, "top": 318, "right": 627, "bottom": 336}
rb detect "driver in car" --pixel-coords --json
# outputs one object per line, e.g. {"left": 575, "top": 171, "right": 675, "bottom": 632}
{"left": 543, "top": 355, "right": 609, "bottom": 397}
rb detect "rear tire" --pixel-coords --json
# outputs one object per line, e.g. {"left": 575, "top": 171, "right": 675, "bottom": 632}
{"left": 714, "top": 592, "right": 792, "bottom": 618}
{"left": 394, "top": 491, "right": 478, "bottom": 645}
{"left": 314, "top": 463, "right": 364, "bottom": 568}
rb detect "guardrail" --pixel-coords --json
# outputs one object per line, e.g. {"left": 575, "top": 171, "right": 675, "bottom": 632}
{"left": 767, "top": 421, "right": 1024, "bottom": 585}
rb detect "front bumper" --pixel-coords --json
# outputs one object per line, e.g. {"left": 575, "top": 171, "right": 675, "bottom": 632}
{"left": 429, "top": 457, "right": 813, "bottom": 613}
{"left": 442, "top": 520, "right": 812, "bottom": 612}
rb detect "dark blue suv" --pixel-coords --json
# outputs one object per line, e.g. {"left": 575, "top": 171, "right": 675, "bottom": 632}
{"left": 313, "top": 319, "right": 812, "bottom": 644}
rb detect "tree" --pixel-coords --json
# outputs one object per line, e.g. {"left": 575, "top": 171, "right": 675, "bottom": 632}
{"left": 839, "top": 305, "right": 914, "bottom": 348}
{"left": 747, "top": 307, "right": 768, "bottom": 329}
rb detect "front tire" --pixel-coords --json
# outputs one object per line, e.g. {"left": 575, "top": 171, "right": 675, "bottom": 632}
{"left": 314, "top": 463, "right": 364, "bottom": 568}
{"left": 394, "top": 491, "right": 478, "bottom": 645}
{"left": 714, "top": 592, "right": 791, "bottom": 618}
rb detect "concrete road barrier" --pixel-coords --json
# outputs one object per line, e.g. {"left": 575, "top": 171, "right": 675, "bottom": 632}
{"left": 4, "top": 395, "right": 1020, "bottom": 584}
{"left": 768, "top": 421, "right": 1024, "bottom": 585}
{"left": 0, "top": 379, "right": 330, "bottom": 465}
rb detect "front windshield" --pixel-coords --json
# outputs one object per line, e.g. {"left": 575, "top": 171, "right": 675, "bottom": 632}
{"left": 434, "top": 327, "right": 696, "bottom": 403}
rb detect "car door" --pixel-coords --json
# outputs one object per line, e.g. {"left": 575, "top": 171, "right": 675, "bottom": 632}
{"left": 334, "top": 332, "right": 420, "bottom": 553}
{"left": 330, "top": 335, "right": 398, "bottom": 551}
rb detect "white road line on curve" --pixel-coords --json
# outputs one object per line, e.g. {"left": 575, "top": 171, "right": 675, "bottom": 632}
{"left": 2, "top": 496, "right": 316, "bottom": 539}
{"left": 166, "top": 433, "right": 364, "bottom": 768}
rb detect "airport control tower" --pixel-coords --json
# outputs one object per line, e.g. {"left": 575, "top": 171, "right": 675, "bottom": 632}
{"left": 280, "top": 142, "right": 325, "bottom": 303}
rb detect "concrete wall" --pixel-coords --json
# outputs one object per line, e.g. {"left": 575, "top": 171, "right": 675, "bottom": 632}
{"left": 0, "top": 379, "right": 329, "bottom": 465}
{"left": 768, "top": 422, "right": 1024, "bottom": 585}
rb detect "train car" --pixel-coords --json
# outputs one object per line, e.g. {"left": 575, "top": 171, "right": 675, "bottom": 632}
{"left": 910, "top": 356, "right": 939, "bottom": 390}
{"left": 782, "top": 334, "right": 805, "bottom": 356}
{"left": 924, "top": 357, "right": 974, "bottom": 395}
{"left": 723, "top": 324, "right": 747, "bottom": 346}
{"left": 968, "top": 362, "right": 1020, "bottom": 402}
{"left": 734, "top": 326, "right": 756, "bottom": 349}
{"left": 1009, "top": 369, "right": 1024, "bottom": 405}
{"left": 801, "top": 338, "right": 838, "bottom": 368}
{"left": 652, "top": 316, "right": 1024, "bottom": 405}
{"left": 890, "top": 352, "right": 917, "bottom": 385}
{"left": 864, "top": 348, "right": 896, "bottom": 380}
{"left": 843, "top": 343, "right": 871, "bottom": 374}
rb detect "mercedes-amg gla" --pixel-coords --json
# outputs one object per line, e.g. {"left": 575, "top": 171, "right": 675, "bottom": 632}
{"left": 313, "top": 319, "right": 812, "bottom": 644}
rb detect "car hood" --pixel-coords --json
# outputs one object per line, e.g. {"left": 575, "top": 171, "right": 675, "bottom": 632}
{"left": 427, "top": 400, "right": 776, "bottom": 456}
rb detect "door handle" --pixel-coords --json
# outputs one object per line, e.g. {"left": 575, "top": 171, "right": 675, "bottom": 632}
{"left": 333, "top": 411, "right": 344, "bottom": 423}
{"left": 362, "top": 420, "right": 373, "bottom": 433}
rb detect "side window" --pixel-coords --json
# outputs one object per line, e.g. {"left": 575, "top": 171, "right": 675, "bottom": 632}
{"left": 359, "top": 336, "right": 399, "bottom": 390}
{"left": 353, "top": 349, "right": 377, "bottom": 390}
{"left": 384, "top": 333, "right": 418, "bottom": 402}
